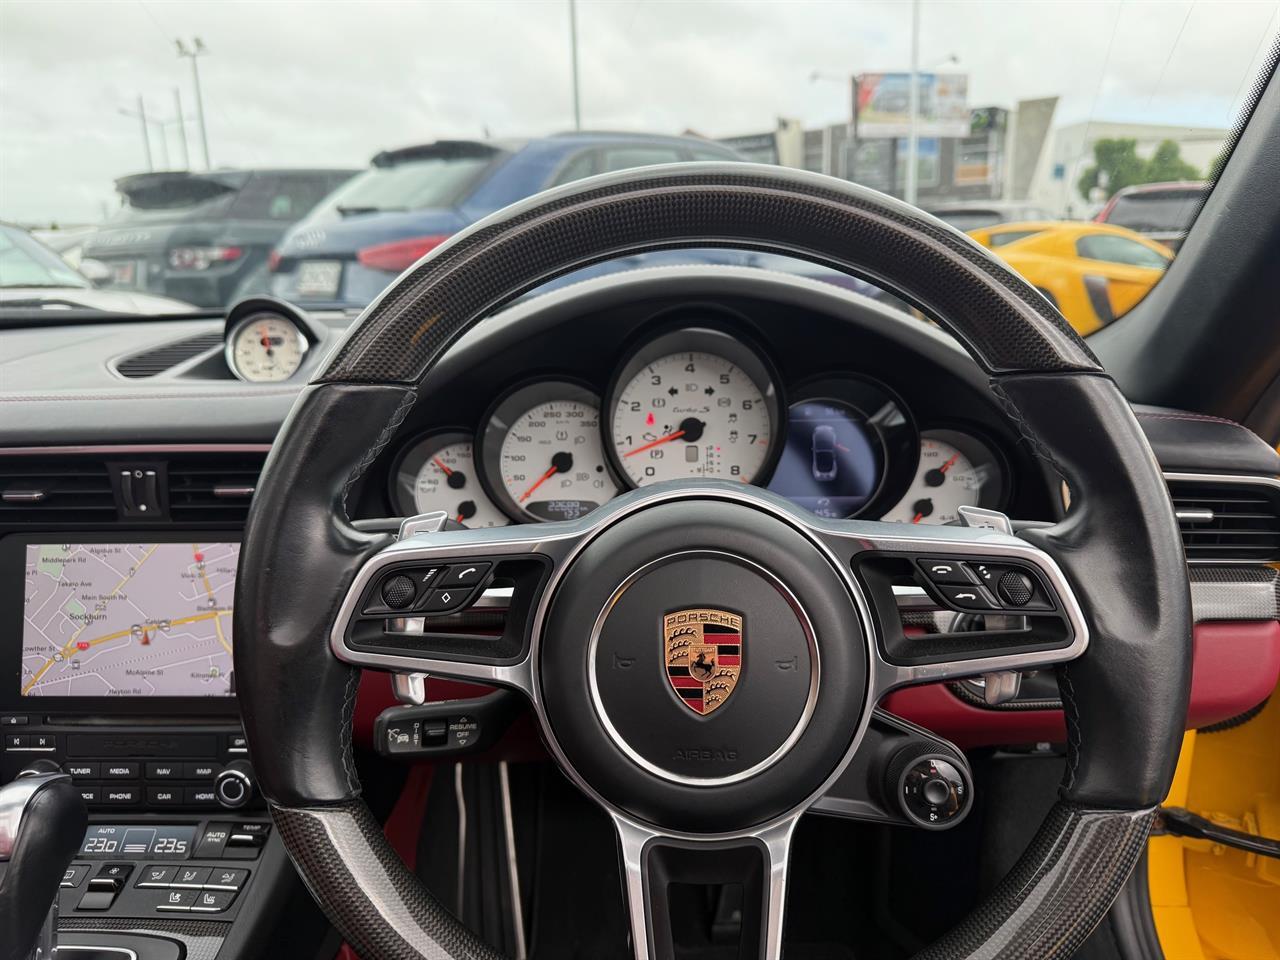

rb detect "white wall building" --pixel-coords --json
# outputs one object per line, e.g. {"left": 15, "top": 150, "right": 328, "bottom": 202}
{"left": 1029, "top": 120, "right": 1228, "bottom": 219}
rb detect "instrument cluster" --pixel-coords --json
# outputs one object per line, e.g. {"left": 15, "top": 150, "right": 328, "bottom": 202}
{"left": 388, "top": 323, "right": 1006, "bottom": 528}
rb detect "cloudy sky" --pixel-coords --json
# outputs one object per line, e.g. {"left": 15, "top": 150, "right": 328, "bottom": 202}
{"left": 2, "top": 0, "right": 1277, "bottom": 224}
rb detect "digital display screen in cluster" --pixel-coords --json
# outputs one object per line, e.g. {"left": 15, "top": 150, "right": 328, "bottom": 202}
{"left": 766, "top": 399, "right": 883, "bottom": 519}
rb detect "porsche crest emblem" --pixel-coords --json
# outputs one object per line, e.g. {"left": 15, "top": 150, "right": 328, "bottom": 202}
{"left": 663, "top": 608, "right": 743, "bottom": 716}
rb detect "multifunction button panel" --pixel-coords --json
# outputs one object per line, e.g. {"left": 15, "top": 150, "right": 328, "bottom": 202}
{"left": 1, "top": 724, "right": 254, "bottom": 811}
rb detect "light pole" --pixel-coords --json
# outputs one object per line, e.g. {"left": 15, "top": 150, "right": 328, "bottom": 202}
{"left": 568, "top": 0, "right": 582, "bottom": 131}
{"left": 905, "top": 0, "right": 921, "bottom": 206}
{"left": 118, "top": 96, "right": 154, "bottom": 172}
{"left": 173, "top": 88, "right": 189, "bottom": 170}
{"left": 176, "top": 38, "right": 211, "bottom": 169}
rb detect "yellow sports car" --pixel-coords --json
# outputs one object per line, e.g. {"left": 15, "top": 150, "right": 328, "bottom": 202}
{"left": 967, "top": 220, "right": 1174, "bottom": 334}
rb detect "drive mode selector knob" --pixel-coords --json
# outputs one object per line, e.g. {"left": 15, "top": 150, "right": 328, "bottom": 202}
{"left": 885, "top": 743, "right": 972, "bottom": 830}
{"left": 214, "top": 760, "right": 255, "bottom": 809}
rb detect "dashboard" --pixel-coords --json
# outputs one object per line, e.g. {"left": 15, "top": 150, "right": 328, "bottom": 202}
{"left": 359, "top": 279, "right": 1029, "bottom": 531}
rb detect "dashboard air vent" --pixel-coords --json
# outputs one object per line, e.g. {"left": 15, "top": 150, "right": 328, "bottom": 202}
{"left": 1168, "top": 477, "right": 1280, "bottom": 561}
{"left": 116, "top": 331, "right": 224, "bottom": 378}
{"left": 168, "top": 453, "right": 268, "bottom": 523}
{"left": 0, "top": 459, "right": 116, "bottom": 524}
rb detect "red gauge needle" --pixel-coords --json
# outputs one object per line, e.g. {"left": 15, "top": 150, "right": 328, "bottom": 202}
{"left": 939, "top": 453, "right": 960, "bottom": 473}
{"left": 519, "top": 465, "right": 559, "bottom": 503}
{"left": 912, "top": 512, "right": 925, "bottom": 524}
{"left": 433, "top": 457, "right": 453, "bottom": 476}
{"left": 624, "top": 429, "right": 685, "bottom": 458}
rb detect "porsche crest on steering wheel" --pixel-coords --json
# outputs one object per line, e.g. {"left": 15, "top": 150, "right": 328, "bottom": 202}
{"left": 663, "top": 608, "right": 743, "bottom": 715}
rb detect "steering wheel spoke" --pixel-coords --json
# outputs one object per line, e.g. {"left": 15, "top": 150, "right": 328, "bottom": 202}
{"left": 614, "top": 813, "right": 797, "bottom": 960}
{"left": 330, "top": 510, "right": 595, "bottom": 693}
{"left": 803, "top": 510, "right": 1090, "bottom": 698}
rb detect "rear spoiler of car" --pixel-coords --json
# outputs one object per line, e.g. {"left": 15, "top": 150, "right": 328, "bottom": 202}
{"left": 371, "top": 141, "right": 512, "bottom": 168}
{"left": 114, "top": 171, "right": 250, "bottom": 209}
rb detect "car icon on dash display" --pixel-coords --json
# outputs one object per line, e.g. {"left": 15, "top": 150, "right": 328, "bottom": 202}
{"left": 811, "top": 425, "right": 838, "bottom": 481}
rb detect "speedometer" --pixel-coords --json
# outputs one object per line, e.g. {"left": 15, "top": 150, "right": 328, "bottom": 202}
{"left": 606, "top": 327, "right": 781, "bottom": 487}
{"left": 480, "top": 381, "right": 620, "bottom": 522}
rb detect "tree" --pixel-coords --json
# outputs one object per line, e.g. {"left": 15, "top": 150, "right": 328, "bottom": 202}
{"left": 1146, "top": 139, "right": 1200, "bottom": 183}
{"left": 1077, "top": 138, "right": 1201, "bottom": 200}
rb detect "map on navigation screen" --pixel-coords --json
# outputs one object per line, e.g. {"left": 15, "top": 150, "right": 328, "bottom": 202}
{"left": 21, "top": 542, "right": 238, "bottom": 697}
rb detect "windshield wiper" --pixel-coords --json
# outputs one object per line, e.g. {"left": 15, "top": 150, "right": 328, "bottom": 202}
{"left": 336, "top": 205, "right": 408, "bottom": 217}
{"left": 0, "top": 283, "right": 88, "bottom": 290}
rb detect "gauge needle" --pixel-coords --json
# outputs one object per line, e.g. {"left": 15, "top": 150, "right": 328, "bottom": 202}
{"left": 940, "top": 453, "right": 960, "bottom": 473}
{"left": 433, "top": 457, "right": 453, "bottom": 476}
{"left": 624, "top": 429, "right": 685, "bottom": 458}
{"left": 912, "top": 512, "right": 924, "bottom": 524}
{"left": 518, "top": 451, "right": 573, "bottom": 503}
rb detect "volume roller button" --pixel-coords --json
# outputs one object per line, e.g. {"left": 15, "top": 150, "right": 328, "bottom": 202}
{"left": 380, "top": 575, "right": 417, "bottom": 609}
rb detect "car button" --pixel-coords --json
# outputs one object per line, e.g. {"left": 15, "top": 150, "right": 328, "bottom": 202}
{"left": 191, "top": 889, "right": 237, "bottom": 913}
{"left": 936, "top": 584, "right": 997, "bottom": 610}
{"left": 172, "top": 866, "right": 212, "bottom": 889}
{"left": 156, "top": 889, "right": 199, "bottom": 912}
{"left": 439, "top": 562, "right": 491, "bottom": 589}
{"left": 917, "top": 558, "right": 972, "bottom": 585}
{"left": 421, "top": 587, "right": 470, "bottom": 614}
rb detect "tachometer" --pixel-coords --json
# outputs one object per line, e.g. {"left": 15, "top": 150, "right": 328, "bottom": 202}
{"left": 391, "top": 431, "right": 508, "bottom": 528}
{"left": 606, "top": 327, "right": 781, "bottom": 486}
{"left": 225, "top": 311, "right": 308, "bottom": 382}
{"left": 881, "top": 430, "right": 1005, "bottom": 525}
{"left": 480, "top": 381, "right": 620, "bottom": 522}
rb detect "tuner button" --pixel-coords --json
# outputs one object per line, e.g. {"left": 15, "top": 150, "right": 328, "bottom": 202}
{"left": 214, "top": 761, "right": 255, "bottom": 810}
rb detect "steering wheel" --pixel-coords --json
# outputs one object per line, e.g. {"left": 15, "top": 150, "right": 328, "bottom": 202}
{"left": 233, "top": 164, "right": 1191, "bottom": 960}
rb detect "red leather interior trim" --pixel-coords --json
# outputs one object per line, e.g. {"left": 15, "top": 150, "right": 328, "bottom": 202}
{"left": 352, "top": 622, "right": 1280, "bottom": 754}
{"left": 1186, "top": 620, "right": 1280, "bottom": 728}
{"left": 883, "top": 621, "right": 1280, "bottom": 747}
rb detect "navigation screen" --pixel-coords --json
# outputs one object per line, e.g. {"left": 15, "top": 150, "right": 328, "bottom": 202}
{"left": 20, "top": 542, "right": 238, "bottom": 698}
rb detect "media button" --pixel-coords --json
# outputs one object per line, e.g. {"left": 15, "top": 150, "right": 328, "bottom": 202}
{"left": 102, "top": 761, "right": 140, "bottom": 779}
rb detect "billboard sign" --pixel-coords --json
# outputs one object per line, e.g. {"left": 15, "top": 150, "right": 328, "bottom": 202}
{"left": 854, "top": 72, "right": 970, "bottom": 138}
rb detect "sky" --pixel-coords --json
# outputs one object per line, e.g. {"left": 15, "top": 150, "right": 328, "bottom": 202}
{"left": 2, "top": 0, "right": 1277, "bottom": 225}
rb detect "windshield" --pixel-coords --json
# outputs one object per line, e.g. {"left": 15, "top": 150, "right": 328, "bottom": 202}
{"left": 1, "top": 1, "right": 1275, "bottom": 328}
{"left": 0, "top": 225, "right": 90, "bottom": 289}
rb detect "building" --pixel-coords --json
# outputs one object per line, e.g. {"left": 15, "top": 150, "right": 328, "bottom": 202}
{"left": 1028, "top": 120, "right": 1228, "bottom": 218}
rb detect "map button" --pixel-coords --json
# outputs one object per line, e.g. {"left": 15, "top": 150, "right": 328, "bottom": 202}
{"left": 184, "top": 762, "right": 222, "bottom": 779}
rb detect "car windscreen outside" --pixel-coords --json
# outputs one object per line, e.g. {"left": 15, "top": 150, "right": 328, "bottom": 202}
{"left": 316, "top": 157, "right": 494, "bottom": 217}
{"left": 988, "top": 230, "right": 1042, "bottom": 248}
{"left": 0, "top": 227, "right": 89, "bottom": 288}
{"left": 935, "top": 211, "right": 1004, "bottom": 231}
{"left": 1105, "top": 192, "right": 1205, "bottom": 233}
{"left": 1076, "top": 234, "right": 1170, "bottom": 269}
{"left": 229, "top": 173, "right": 353, "bottom": 221}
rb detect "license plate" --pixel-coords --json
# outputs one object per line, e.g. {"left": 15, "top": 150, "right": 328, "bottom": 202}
{"left": 296, "top": 260, "right": 342, "bottom": 298}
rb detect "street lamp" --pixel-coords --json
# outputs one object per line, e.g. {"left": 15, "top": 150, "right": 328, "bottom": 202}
{"left": 176, "top": 38, "right": 211, "bottom": 169}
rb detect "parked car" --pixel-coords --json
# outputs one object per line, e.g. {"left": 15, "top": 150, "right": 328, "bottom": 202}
{"left": 925, "top": 200, "right": 1053, "bottom": 232}
{"left": 268, "top": 133, "right": 756, "bottom": 310}
{"left": 967, "top": 220, "right": 1172, "bottom": 334}
{"left": 1095, "top": 181, "right": 1208, "bottom": 252}
{"left": 80, "top": 168, "right": 357, "bottom": 308}
{"left": 0, "top": 222, "right": 193, "bottom": 315}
